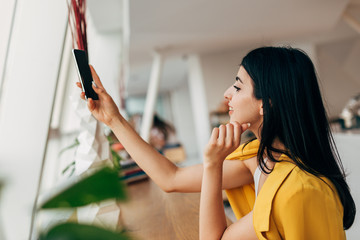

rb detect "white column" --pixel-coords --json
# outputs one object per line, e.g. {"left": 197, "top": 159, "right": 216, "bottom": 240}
{"left": 140, "top": 53, "right": 163, "bottom": 141}
{"left": 0, "top": 0, "right": 16, "bottom": 98}
{"left": 0, "top": 0, "right": 67, "bottom": 239}
{"left": 187, "top": 54, "right": 211, "bottom": 160}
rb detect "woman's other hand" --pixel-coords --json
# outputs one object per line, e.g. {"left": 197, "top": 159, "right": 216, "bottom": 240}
{"left": 76, "top": 65, "right": 121, "bottom": 127}
{"left": 204, "top": 122, "right": 249, "bottom": 167}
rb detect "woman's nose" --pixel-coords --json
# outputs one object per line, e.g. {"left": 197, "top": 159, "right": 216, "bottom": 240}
{"left": 224, "top": 86, "right": 232, "bottom": 100}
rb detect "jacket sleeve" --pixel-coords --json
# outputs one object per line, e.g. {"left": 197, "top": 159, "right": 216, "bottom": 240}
{"left": 226, "top": 139, "right": 259, "bottom": 160}
{"left": 277, "top": 186, "right": 345, "bottom": 240}
{"left": 224, "top": 139, "right": 259, "bottom": 219}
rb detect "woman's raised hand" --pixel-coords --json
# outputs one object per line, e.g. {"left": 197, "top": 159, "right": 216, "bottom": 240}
{"left": 76, "top": 65, "right": 121, "bottom": 127}
{"left": 203, "top": 122, "right": 249, "bottom": 167}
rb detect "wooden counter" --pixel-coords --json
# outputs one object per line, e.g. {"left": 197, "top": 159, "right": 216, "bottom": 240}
{"left": 118, "top": 179, "right": 201, "bottom": 240}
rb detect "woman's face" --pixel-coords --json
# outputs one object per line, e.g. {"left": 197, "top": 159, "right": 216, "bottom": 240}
{"left": 224, "top": 66, "right": 263, "bottom": 132}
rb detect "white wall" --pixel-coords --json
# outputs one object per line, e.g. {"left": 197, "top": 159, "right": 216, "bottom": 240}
{"left": 317, "top": 37, "right": 360, "bottom": 117}
{"left": 199, "top": 46, "right": 259, "bottom": 113}
{"left": 0, "top": 0, "right": 67, "bottom": 239}
{"left": 334, "top": 133, "right": 360, "bottom": 239}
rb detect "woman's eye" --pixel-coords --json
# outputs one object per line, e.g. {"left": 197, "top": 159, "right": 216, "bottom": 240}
{"left": 233, "top": 85, "right": 241, "bottom": 92}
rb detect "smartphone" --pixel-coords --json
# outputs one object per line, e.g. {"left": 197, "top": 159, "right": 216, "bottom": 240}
{"left": 72, "top": 49, "right": 99, "bottom": 100}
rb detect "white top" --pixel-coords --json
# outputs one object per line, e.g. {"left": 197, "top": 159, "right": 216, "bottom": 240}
{"left": 254, "top": 158, "right": 268, "bottom": 198}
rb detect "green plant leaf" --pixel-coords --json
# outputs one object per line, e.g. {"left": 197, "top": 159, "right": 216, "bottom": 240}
{"left": 62, "top": 161, "right": 75, "bottom": 175}
{"left": 59, "top": 138, "right": 80, "bottom": 157}
{"left": 111, "top": 148, "right": 121, "bottom": 170}
{"left": 39, "top": 222, "right": 131, "bottom": 240}
{"left": 40, "top": 167, "right": 126, "bottom": 209}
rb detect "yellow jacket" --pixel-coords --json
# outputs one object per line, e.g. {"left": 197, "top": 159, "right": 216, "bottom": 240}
{"left": 225, "top": 140, "right": 346, "bottom": 239}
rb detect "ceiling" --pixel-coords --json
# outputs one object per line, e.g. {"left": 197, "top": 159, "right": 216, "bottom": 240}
{"left": 129, "top": 0, "right": 347, "bottom": 62}
{"left": 88, "top": 0, "right": 359, "bottom": 96}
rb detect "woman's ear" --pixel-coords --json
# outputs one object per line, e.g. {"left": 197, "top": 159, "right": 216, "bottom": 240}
{"left": 259, "top": 103, "right": 264, "bottom": 116}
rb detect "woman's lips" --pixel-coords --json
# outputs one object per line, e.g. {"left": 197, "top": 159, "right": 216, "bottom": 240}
{"left": 229, "top": 106, "right": 233, "bottom": 115}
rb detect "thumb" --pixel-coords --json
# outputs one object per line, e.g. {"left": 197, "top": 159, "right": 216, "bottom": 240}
{"left": 241, "top": 123, "right": 251, "bottom": 132}
{"left": 89, "top": 65, "right": 105, "bottom": 89}
{"left": 92, "top": 81, "right": 106, "bottom": 95}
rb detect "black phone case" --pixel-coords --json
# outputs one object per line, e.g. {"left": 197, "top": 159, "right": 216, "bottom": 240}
{"left": 72, "top": 49, "right": 99, "bottom": 100}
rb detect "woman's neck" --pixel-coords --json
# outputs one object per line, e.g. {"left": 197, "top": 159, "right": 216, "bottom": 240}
{"left": 255, "top": 136, "right": 286, "bottom": 161}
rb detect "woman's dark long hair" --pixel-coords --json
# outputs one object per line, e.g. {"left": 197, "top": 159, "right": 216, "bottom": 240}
{"left": 153, "top": 114, "right": 175, "bottom": 141}
{"left": 241, "top": 46, "right": 356, "bottom": 229}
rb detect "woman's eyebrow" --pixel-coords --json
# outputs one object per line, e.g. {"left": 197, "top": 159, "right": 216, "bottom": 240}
{"left": 235, "top": 76, "right": 243, "bottom": 83}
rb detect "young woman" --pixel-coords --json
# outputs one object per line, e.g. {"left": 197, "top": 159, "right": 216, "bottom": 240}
{"left": 149, "top": 114, "right": 178, "bottom": 154}
{"left": 77, "top": 46, "right": 355, "bottom": 239}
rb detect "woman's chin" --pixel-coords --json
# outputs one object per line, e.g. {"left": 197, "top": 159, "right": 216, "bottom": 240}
{"left": 229, "top": 116, "right": 241, "bottom": 123}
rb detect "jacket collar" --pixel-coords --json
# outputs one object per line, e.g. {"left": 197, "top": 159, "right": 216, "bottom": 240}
{"left": 253, "top": 155, "right": 296, "bottom": 237}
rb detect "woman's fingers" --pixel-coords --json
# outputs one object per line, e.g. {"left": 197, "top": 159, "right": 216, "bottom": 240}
{"left": 225, "top": 123, "right": 234, "bottom": 147}
{"left": 218, "top": 125, "right": 226, "bottom": 145}
{"left": 231, "top": 122, "right": 242, "bottom": 146}
{"left": 80, "top": 92, "right": 86, "bottom": 100}
{"left": 89, "top": 65, "right": 109, "bottom": 101}
{"left": 210, "top": 127, "right": 220, "bottom": 143}
{"left": 76, "top": 82, "right": 86, "bottom": 100}
{"left": 205, "top": 122, "right": 251, "bottom": 161}
{"left": 87, "top": 98, "right": 96, "bottom": 112}
{"left": 220, "top": 121, "right": 250, "bottom": 148}
{"left": 89, "top": 65, "right": 105, "bottom": 89}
